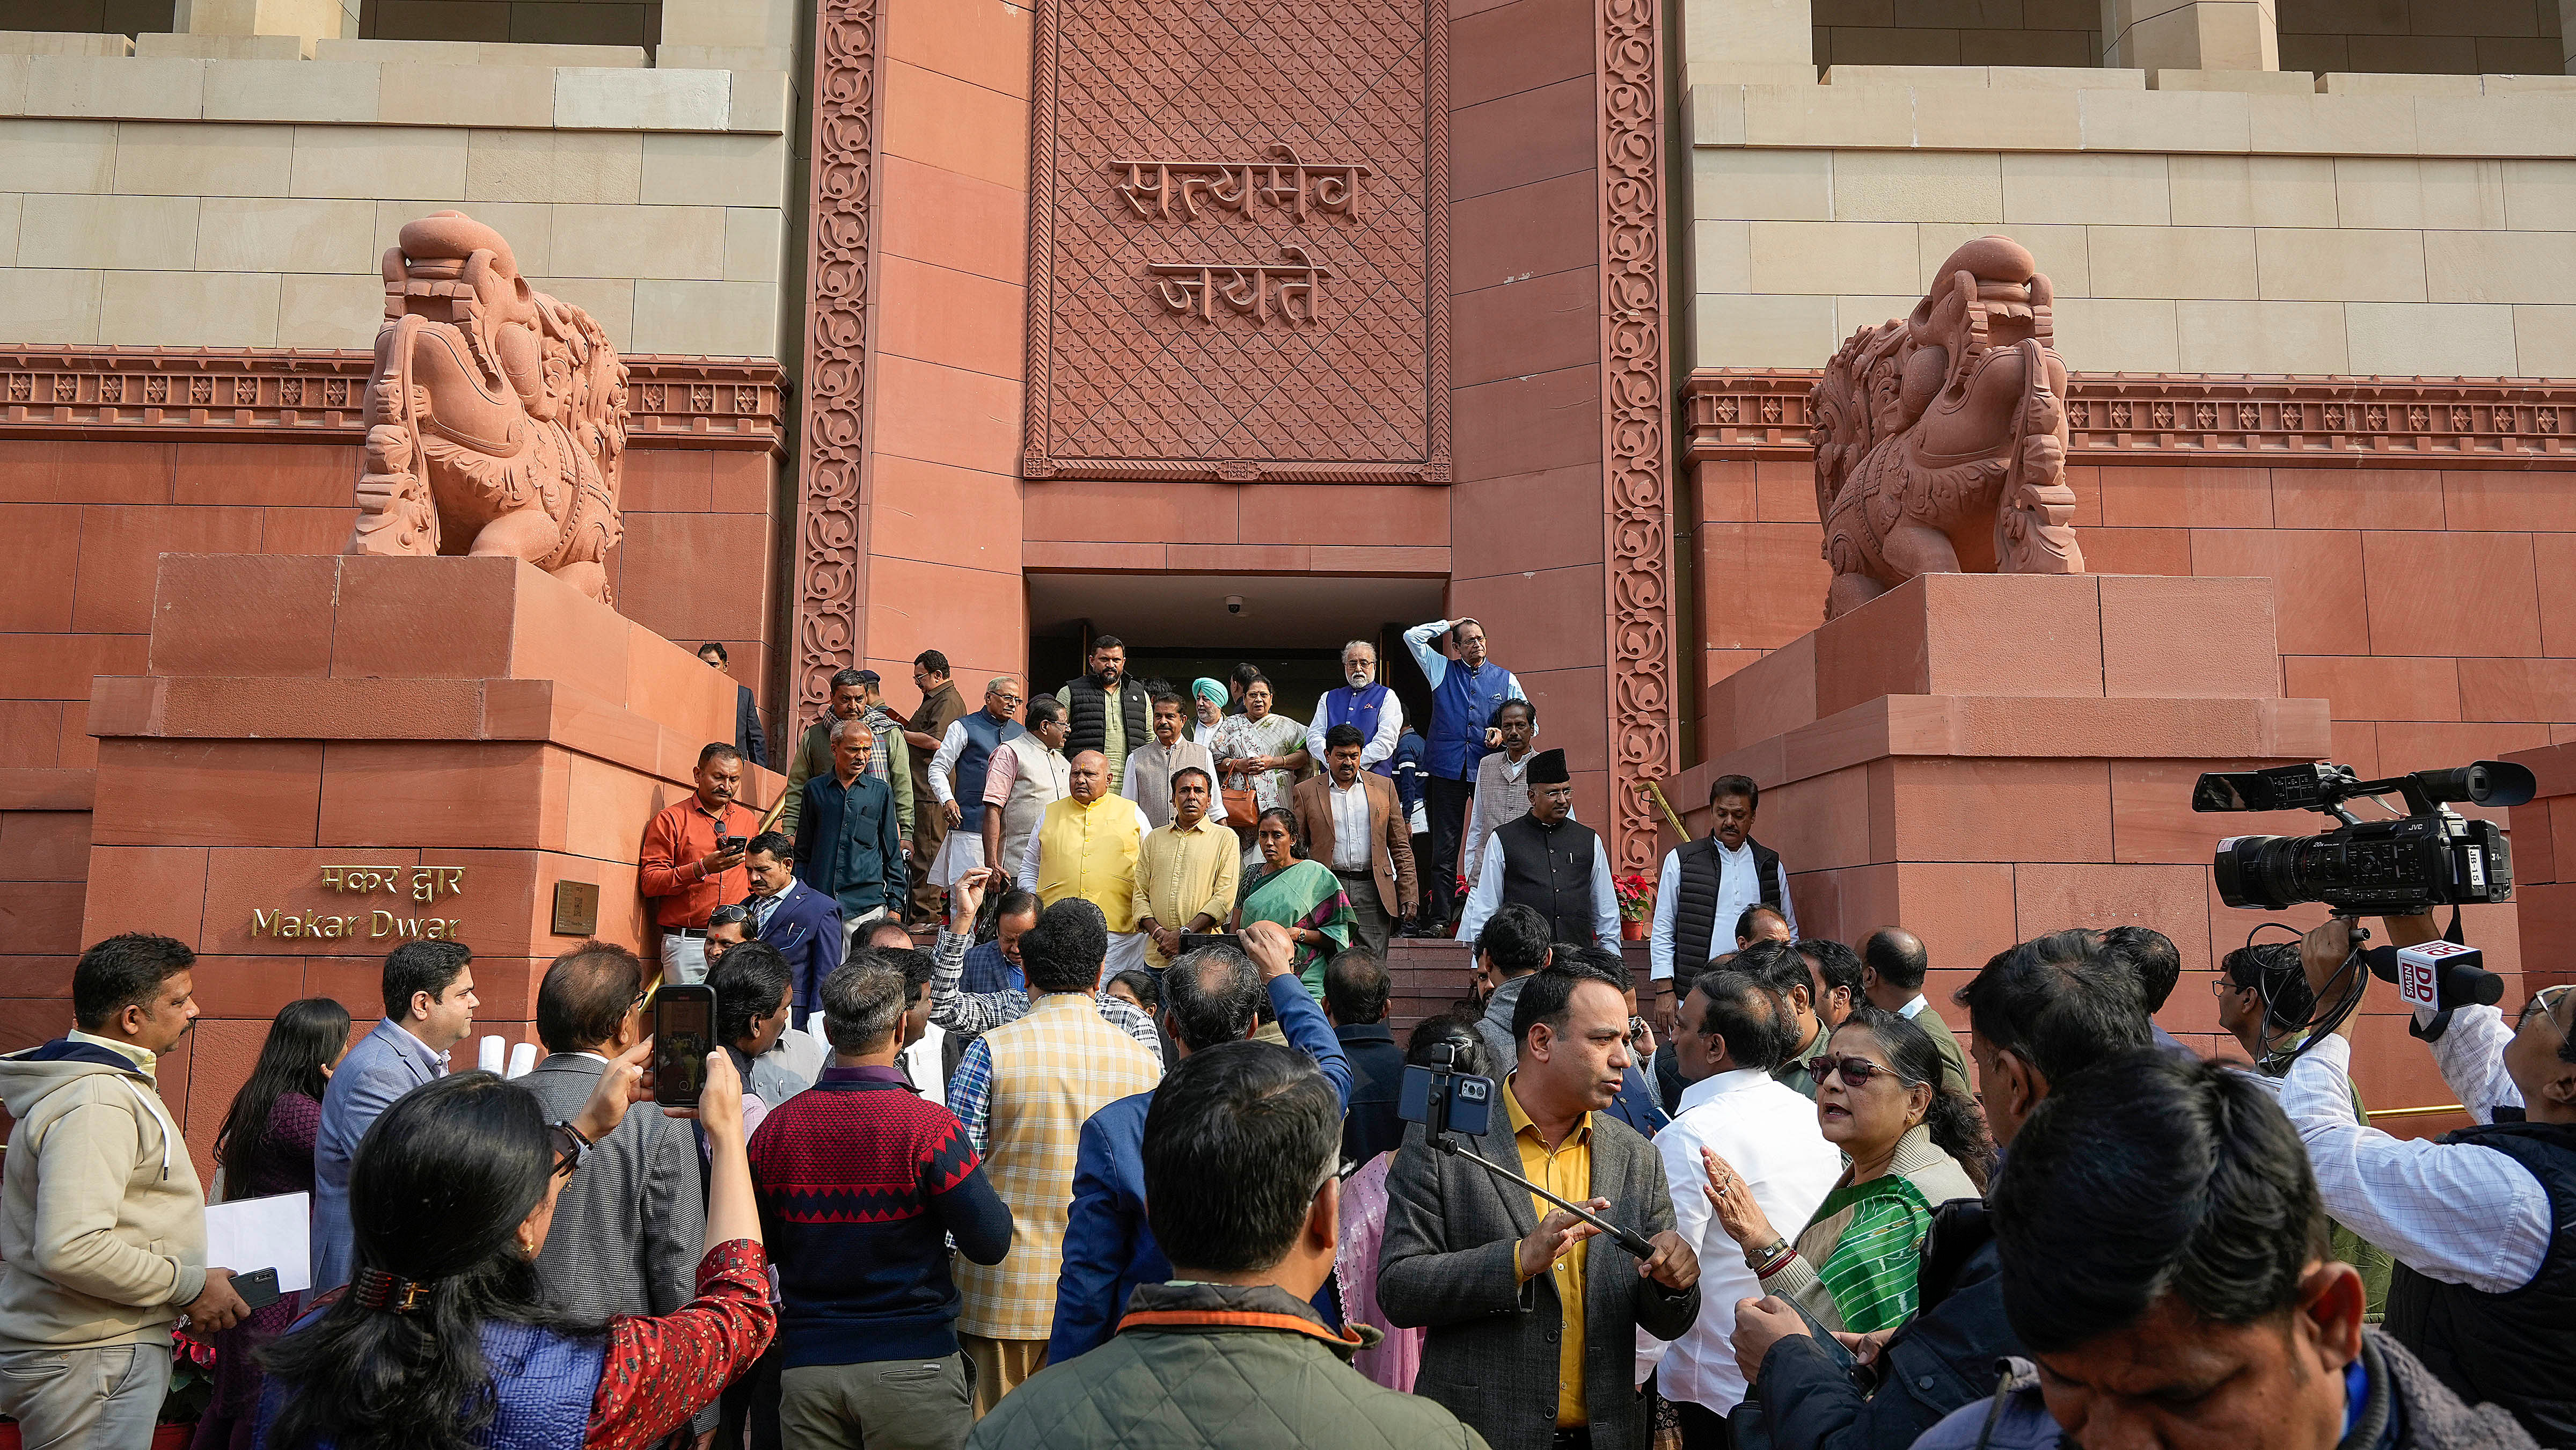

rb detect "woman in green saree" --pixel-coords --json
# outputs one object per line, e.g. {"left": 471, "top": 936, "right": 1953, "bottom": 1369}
{"left": 1697, "top": 1006, "right": 1993, "bottom": 1333}
{"left": 1229, "top": 807, "right": 1356, "bottom": 997}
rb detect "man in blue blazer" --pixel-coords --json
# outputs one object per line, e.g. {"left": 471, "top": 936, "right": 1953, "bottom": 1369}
{"left": 310, "top": 941, "right": 479, "bottom": 1292}
{"left": 740, "top": 830, "right": 843, "bottom": 1030}
{"left": 1047, "top": 921, "right": 1350, "bottom": 1362}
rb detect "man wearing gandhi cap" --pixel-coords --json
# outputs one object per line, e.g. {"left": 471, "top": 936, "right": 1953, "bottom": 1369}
{"left": 1454, "top": 747, "right": 1616, "bottom": 950}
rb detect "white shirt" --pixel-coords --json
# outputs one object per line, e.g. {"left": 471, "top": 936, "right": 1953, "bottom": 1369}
{"left": 1636, "top": 1067, "right": 1845, "bottom": 1412}
{"left": 1648, "top": 838, "right": 1796, "bottom": 983}
{"left": 1454, "top": 817, "right": 1618, "bottom": 947}
{"left": 1403, "top": 618, "right": 1530, "bottom": 702}
{"left": 1118, "top": 739, "right": 1228, "bottom": 826}
{"left": 2280, "top": 1009, "right": 2553, "bottom": 1293}
{"left": 1303, "top": 688, "right": 1404, "bottom": 770}
{"left": 1016, "top": 795, "right": 1155, "bottom": 893}
{"left": 1327, "top": 778, "right": 1372, "bottom": 872}
{"left": 1898, "top": 993, "right": 1929, "bottom": 1019}
{"left": 926, "top": 717, "right": 975, "bottom": 805}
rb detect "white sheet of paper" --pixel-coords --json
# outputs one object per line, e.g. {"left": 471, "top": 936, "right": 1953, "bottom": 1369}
{"left": 203, "top": 1191, "right": 312, "bottom": 1295}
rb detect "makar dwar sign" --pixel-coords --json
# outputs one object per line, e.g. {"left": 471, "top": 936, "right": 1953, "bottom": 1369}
{"left": 245, "top": 865, "right": 471, "bottom": 942}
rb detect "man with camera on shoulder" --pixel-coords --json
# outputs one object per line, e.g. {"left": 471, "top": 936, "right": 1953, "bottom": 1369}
{"left": 1379, "top": 959, "right": 1701, "bottom": 1450}
{"left": 2287, "top": 911, "right": 2576, "bottom": 1448}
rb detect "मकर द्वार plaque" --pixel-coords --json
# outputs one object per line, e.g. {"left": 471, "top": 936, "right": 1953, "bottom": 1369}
{"left": 1021, "top": 0, "right": 1450, "bottom": 484}
{"left": 245, "top": 864, "right": 468, "bottom": 942}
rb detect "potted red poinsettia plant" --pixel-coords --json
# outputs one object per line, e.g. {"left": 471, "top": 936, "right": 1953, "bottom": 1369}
{"left": 1614, "top": 873, "right": 1655, "bottom": 941}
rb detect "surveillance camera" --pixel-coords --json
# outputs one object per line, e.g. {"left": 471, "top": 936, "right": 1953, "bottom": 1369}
{"left": 1225, "top": 595, "right": 1246, "bottom": 615}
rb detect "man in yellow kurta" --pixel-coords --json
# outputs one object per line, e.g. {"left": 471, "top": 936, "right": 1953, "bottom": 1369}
{"left": 1015, "top": 749, "right": 1153, "bottom": 979}
{"left": 1131, "top": 765, "right": 1240, "bottom": 969}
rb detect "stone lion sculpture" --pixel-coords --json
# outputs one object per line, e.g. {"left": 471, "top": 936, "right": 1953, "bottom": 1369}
{"left": 1809, "top": 235, "right": 2083, "bottom": 620}
{"left": 347, "top": 211, "right": 627, "bottom": 603}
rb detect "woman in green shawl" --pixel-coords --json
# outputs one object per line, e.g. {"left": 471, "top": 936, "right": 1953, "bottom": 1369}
{"left": 1229, "top": 807, "right": 1356, "bottom": 997}
{"left": 1696, "top": 1007, "right": 1993, "bottom": 1332}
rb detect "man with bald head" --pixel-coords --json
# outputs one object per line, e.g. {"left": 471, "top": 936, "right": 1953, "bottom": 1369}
{"left": 926, "top": 671, "right": 1027, "bottom": 908}
{"left": 1020, "top": 747, "right": 1157, "bottom": 977}
{"left": 1861, "top": 925, "right": 1972, "bottom": 1096}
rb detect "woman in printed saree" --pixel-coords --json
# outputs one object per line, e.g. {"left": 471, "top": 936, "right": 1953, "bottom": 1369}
{"left": 1229, "top": 808, "right": 1355, "bottom": 998}
{"left": 1696, "top": 1006, "right": 1992, "bottom": 1332}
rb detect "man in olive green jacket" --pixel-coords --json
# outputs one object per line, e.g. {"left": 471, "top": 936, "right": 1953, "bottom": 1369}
{"left": 781, "top": 667, "right": 913, "bottom": 844}
{"left": 970, "top": 1043, "right": 1486, "bottom": 1450}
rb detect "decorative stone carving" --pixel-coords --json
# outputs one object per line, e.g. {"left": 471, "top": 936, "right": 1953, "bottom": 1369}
{"left": 349, "top": 212, "right": 628, "bottom": 604}
{"left": 1020, "top": 0, "right": 1449, "bottom": 484}
{"left": 791, "top": 0, "right": 880, "bottom": 727}
{"left": 1808, "top": 236, "right": 2083, "bottom": 620}
{"left": 0, "top": 346, "right": 778, "bottom": 449}
{"left": 1597, "top": 0, "right": 1674, "bottom": 878}
{"left": 1685, "top": 370, "right": 2576, "bottom": 468}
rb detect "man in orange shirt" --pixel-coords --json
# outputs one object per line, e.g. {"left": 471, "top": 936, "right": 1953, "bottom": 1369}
{"left": 640, "top": 743, "right": 762, "bottom": 985}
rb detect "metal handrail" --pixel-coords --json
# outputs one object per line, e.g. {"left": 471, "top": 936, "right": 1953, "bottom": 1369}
{"left": 2366, "top": 1104, "right": 2467, "bottom": 1119}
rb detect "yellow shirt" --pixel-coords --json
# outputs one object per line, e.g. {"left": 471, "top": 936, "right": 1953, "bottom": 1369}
{"left": 1507, "top": 1074, "right": 1592, "bottom": 1428}
{"left": 1132, "top": 816, "right": 1241, "bottom": 967}
{"left": 1035, "top": 793, "right": 1147, "bottom": 934}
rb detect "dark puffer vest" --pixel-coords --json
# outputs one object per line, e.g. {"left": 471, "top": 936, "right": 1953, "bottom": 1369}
{"left": 1667, "top": 834, "right": 1786, "bottom": 992}
{"left": 2384, "top": 1118, "right": 2576, "bottom": 1448}
{"left": 1062, "top": 674, "right": 1149, "bottom": 762}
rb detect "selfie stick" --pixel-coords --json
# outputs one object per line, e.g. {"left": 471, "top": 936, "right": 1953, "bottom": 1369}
{"left": 1420, "top": 1058, "right": 1656, "bottom": 1259}
{"left": 1430, "top": 1135, "right": 1657, "bottom": 1258}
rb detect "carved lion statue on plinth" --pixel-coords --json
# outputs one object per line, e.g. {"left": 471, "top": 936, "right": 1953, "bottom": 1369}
{"left": 1809, "top": 235, "right": 2083, "bottom": 620}
{"left": 347, "top": 211, "right": 627, "bottom": 604}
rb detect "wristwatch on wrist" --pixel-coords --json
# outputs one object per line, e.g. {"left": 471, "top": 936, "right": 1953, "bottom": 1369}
{"left": 1746, "top": 1236, "right": 1789, "bottom": 1271}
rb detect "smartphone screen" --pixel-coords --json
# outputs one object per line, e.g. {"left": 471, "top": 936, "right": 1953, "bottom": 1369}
{"left": 653, "top": 985, "right": 716, "bottom": 1109}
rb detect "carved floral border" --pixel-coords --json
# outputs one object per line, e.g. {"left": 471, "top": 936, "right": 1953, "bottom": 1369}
{"left": 1685, "top": 369, "right": 2576, "bottom": 469}
{"left": 1598, "top": 0, "right": 1673, "bottom": 877}
{"left": 790, "top": 0, "right": 884, "bottom": 731}
{"left": 0, "top": 347, "right": 785, "bottom": 449}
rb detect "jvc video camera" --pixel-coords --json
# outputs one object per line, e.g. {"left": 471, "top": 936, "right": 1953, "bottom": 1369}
{"left": 2193, "top": 760, "right": 2534, "bottom": 915}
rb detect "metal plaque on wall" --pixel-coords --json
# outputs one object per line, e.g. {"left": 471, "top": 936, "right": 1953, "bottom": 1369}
{"left": 1021, "top": 0, "right": 1450, "bottom": 484}
{"left": 551, "top": 880, "right": 601, "bottom": 937}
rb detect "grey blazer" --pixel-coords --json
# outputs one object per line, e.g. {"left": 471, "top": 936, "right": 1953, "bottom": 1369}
{"left": 516, "top": 1054, "right": 706, "bottom": 1322}
{"left": 1378, "top": 1112, "right": 1700, "bottom": 1450}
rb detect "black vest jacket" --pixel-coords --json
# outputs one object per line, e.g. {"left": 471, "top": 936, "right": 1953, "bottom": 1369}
{"left": 1669, "top": 835, "right": 1785, "bottom": 991}
{"left": 1496, "top": 813, "right": 1602, "bottom": 946}
{"left": 2383, "top": 1117, "right": 2576, "bottom": 1447}
{"left": 1062, "top": 675, "right": 1150, "bottom": 763}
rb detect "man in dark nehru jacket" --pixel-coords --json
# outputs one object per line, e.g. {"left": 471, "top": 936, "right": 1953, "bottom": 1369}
{"left": 1454, "top": 748, "right": 1618, "bottom": 949}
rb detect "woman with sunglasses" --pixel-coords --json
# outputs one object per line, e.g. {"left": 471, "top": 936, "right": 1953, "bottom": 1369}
{"left": 1697, "top": 1005, "right": 1993, "bottom": 1334}
{"left": 256, "top": 1041, "right": 773, "bottom": 1449}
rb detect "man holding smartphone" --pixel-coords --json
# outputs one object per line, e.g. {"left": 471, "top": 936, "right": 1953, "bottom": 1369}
{"left": 640, "top": 743, "right": 760, "bottom": 986}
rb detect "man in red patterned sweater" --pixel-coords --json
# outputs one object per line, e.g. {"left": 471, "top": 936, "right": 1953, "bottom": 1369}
{"left": 747, "top": 958, "right": 1014, "bottom": 1448}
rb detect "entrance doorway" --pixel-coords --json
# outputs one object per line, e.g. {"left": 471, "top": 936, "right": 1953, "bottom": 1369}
{"left": 1024, "top": 572, "right": 1447, "bottom": 727}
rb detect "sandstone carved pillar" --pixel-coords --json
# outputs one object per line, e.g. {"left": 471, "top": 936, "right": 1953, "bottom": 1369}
{"left": 2101, "top": 0, "right": 2279, "bottom": 71}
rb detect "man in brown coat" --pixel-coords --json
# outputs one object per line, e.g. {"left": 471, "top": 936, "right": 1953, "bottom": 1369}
{"left": 901, "top": 649, "right": 969, "bottom": 921}
{"left": 1291, "top": 724, "right": 1416, "bottom": 958}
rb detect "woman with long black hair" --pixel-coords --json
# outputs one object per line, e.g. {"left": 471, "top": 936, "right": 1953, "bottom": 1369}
{"left": 257, "top": 1041, "right": 772, "bottom": 1449}
{"left": 191, "top": 996, "right": 351, "bottom": 1450}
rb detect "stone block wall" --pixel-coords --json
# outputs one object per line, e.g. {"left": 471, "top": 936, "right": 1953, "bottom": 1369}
{"left": 1685, "top": 70, "right": 2576, "bottom": 377}
{"left": 0, "top": 28, "right": 795, "bottom": 360}
{"left": 2277, "top": 0, "right": 2562, "bottom": 76}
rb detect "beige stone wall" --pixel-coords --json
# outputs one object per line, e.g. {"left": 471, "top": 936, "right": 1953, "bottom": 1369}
{"left": 1686, "top": 68, "right": 2576, "bottom": 377}
{"left": 1814, "top": 0, "right": 2099, "bottom": 69}
{"left": 2277, "top": 0, "right": 2560, "bottom": 77}
{"left": 0, "top": 12, "right": 794, "bottom": 360}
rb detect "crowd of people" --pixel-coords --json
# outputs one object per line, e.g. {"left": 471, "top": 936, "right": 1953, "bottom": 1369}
{"left": 0, "top": 611, "right": 2570, "bottom": 1450}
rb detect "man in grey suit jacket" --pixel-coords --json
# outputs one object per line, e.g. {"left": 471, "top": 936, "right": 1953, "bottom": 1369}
{"left": 1381, "top": 960, "right": 1702, "bottom": 1450}
{"left": 517, "top": 942, "right": 712, "bottom": 1431}
{"left": 311, "top": 941, "right": 478, "bottom": 1293}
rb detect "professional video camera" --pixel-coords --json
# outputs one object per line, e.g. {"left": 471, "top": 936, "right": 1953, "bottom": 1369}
{"left": 1399, "top": 1041, "right": 1655, "bottom": 1258}
{"left": 2194, "top": 760, "right": 2532, "bottom": 915}
{"left": 2194, "top": 759, "right": 2534, "bottom": 1031}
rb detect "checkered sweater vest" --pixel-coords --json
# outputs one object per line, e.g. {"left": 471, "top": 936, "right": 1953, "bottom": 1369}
{"left": 953, "top": 994, "right": 1161, "bottom": 1340}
